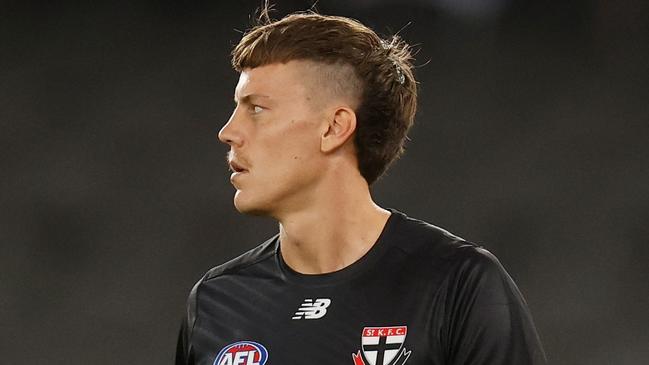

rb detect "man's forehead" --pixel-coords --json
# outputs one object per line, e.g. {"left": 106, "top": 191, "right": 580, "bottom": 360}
{"left": 232, "top": 60, "right": 359, "bottom": 108}
{"left": 234, "top": 61, "right": 314, "bottom": 96}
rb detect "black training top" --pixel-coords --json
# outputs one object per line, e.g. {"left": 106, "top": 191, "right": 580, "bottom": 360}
{"left": 175, "top": 209, "right": 547, "bottom": 365}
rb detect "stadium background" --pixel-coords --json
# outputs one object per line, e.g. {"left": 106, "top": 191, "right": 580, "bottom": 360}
{"left": 1, "top": 0, "right": 648, "bottom": 364}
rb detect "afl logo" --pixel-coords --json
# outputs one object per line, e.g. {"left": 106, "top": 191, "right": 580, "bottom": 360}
{"left": 213, "top": 341, "right": 269, "bottom": 365}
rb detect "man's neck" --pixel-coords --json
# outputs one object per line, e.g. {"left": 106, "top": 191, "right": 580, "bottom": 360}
{"left": 277, "top": 181, "right": 391, "bottom": 275}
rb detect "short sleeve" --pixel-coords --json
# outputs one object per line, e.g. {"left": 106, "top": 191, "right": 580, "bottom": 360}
{"left": 440, "top": 246, "right": 547, "bottom": 365}
{"left": 175, "top": 277, "right": 202, "bottom": 365}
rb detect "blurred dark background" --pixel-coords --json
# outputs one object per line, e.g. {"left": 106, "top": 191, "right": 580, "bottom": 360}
{"left": 1, "top": 0, "right": 648, "bottom": 364}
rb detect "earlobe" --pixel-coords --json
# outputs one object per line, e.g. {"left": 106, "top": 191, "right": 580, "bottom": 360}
{"left": 321, "top": 107, "right": 357, "bottom": 153}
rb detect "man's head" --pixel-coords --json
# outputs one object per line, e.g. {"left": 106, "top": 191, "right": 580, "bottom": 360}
{"left": 218, "top": 10, "right": 418, "bottom": 215}
{"left": 231, "top": 11, "right": 418, "bottom": 184}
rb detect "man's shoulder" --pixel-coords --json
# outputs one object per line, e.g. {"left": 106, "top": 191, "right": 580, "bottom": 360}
{"left": 391, "top": 210, "right": 467, "bottom": 249}
{"left": 202, "top": 234, "right": 279, "bottom": 282}
{"left": 393, "top": 210, "right": 512, "bottom": 286}
{"left": 390, "top": 209, "right": 493, "bottom": 266}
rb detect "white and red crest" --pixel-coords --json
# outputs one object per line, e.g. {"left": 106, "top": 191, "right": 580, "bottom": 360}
{"left": 352, "top": 326, "right": 411, "bottom": 365}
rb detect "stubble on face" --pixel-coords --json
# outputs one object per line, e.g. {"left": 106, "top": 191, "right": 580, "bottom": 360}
{"left": 222, "top": 62, "right": 317, "bottom": 216}
{"left": 223, "top": 60, "right": 362, "bottom": 218}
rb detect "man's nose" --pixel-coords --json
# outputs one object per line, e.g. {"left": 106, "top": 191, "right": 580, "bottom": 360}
{"left": 217, "top": 111, "right": 243, "bottom": 146}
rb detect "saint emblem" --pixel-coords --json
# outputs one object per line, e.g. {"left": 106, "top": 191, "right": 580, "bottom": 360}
{"left": 352, "top": 326, "right": 411, "bottom": 365}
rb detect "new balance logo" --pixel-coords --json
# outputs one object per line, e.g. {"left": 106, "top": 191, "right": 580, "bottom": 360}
{"left": 292, "top": 298, "right": 331, "bottom": 320}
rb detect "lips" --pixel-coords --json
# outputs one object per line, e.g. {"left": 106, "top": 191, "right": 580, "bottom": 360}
{"left": 226, "top": 151, "right": 250, "bottom": 184}
{"left": 228, "top": 159, "right": 248, "bottom": 173}
{"left": 228, "top": 160, "right": 248, "bottom": 186}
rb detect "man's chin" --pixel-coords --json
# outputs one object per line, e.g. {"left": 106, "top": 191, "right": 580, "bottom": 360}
{"left": 233, "top": 195, "right": 270, "bottom": 216}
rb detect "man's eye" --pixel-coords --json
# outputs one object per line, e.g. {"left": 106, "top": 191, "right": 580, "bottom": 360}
{"left": 252, "top": 105, "right": 264, "bottom": 114}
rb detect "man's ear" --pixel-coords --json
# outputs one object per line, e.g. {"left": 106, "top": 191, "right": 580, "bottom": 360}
{"left": 321, "top": 106, "right": 357, "bottom": 153}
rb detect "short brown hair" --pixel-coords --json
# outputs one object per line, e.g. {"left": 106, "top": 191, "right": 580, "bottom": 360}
{"left": 232, "top": 10, "right": 418, "bottom": 185}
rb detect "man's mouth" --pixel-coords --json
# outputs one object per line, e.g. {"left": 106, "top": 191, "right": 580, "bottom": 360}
{"left": 229, "top": 160, "right": 248, "bottom": 173}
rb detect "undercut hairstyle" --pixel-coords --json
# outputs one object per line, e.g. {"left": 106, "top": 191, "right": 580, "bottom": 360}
{"left": 232, "top": 9, "right": 418, "bottom": 185}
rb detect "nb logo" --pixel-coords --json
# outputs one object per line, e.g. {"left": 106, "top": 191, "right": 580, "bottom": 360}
{"left": 292, "top": 298, "right": 331, "bottom": 320}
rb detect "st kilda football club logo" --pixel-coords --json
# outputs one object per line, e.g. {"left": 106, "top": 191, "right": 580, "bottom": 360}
{"left": 213, "top": 341, "right": 268, "bottom": 365}
{"left": 352, "top": 326, "right": 411, "bottom": 365}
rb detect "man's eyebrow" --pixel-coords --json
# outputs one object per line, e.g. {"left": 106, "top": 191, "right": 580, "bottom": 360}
{"left": 234, "top": 94, "right": 270, "bottom": 104}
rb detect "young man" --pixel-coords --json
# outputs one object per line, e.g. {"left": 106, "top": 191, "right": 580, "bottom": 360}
{"left": 176, "top": 11, "right": 546, "bottom": 365}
